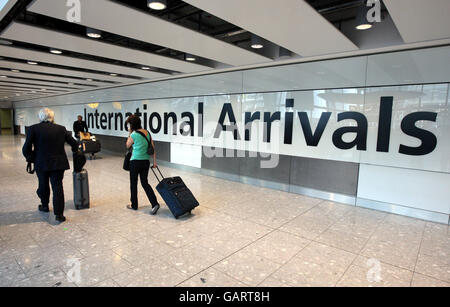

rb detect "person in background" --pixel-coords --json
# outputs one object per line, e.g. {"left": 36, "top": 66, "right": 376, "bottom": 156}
{"left": 73, "top": 115, "right": 88, "bottom": 140}
{"left": 22, "top": 108, "right": 79, "bottom": 223}
{"left": 126, "top": 115, "right": 160, "bottom": 215}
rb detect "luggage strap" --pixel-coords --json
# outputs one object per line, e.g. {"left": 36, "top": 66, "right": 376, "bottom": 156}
{"left": 150, "top": 165, "right": 164, "bottom": 183}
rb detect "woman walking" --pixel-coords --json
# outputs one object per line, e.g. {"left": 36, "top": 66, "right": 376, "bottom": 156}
{"left": 126, "top": 115, "right": 160, "bottom": 215}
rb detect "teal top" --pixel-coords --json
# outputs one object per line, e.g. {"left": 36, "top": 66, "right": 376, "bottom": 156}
{"left": 130, "top": 131, "right": 151, "bottom": 161}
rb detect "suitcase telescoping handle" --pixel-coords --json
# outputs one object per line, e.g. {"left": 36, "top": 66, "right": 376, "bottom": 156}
{"left": 150, "top": 165, "right": 164, "bottom": 183}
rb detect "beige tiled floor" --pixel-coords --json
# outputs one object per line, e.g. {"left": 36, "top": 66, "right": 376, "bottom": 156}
{"left": 0, "top": 135, "right": 449, "bottom": 287}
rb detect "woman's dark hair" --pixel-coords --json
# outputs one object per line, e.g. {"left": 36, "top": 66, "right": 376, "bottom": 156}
{"left": 126, "top": 115, "right": 142, "bottom": 131}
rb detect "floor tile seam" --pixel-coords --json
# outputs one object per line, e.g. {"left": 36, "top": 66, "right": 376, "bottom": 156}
{"left": 172, "top": 227, "right": 283, "bottom": 287}
{"left": 410, "top": 271, "right": 450, "bottom": 285}
{"left": 410, "top": 222, "right": 427, "bottom": 286}
{"left": 175, "top": 265, "right": 253, "bottom": 288}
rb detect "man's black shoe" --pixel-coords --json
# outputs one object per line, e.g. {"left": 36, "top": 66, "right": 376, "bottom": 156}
{"left": 55, "top": 215, "right": 66, "bottom": 223}
{"left": 38, "top": 205, "right": 50, "bottom": 213}
{"left": 126, "top": 205, "right": 138, "bottom": 211}
{"left": 150, "top": 204, "right": 160, "bottom": 215}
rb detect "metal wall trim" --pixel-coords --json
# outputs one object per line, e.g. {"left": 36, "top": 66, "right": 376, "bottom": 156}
{"left": 356, "top": 198, "right": 450, "bottom": 225}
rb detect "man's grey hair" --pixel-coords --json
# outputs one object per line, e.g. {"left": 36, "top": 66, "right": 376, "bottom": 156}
{"left": 38, "top": 108, "right": 55, "bottom": 123}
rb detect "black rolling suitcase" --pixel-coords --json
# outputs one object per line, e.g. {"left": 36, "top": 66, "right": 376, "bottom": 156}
{"left": 73, "top": 150, "right": 89, "bottom": 210}
{"left": 151, "top": 166, "right": 199, "bottom": 219}
{"left": 73, "top": 169, "right": 90, "bottom": 210}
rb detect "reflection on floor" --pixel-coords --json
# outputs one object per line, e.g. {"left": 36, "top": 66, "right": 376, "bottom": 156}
{"left": 0, "top": 135, "right": 448, "bottom": 287}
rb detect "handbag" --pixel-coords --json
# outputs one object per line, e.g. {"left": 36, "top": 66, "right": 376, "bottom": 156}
{"left": 135, "top": 130, "right": 154, "bottom": 155}
{"left": 123, "top": 150, "right": 132, "bottom": 171}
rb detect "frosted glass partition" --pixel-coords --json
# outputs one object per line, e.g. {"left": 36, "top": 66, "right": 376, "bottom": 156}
{"left": 366, "top": 45, "right": 450, "bottom": 86}
{"left": 242, "top": 57, "right": 367, "bottom": 93}
{"left": 170, "top": 71, "right": 243, "bottom": 97}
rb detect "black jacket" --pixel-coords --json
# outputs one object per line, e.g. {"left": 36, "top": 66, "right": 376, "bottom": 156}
{"left": 22, "top": 122, "right": 79, "bottom": 172}
{"left": 73, "top": 120, "right": 88, "bottom": 136}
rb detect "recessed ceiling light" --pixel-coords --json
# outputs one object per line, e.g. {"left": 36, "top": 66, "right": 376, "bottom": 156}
{"left": 86, "top": 28, "right": 102, "bottom": 39}
{"left": 251, "top": 35, "right": 264, "bottom": 49}
{"left": 355, "top": 1, "right": 373, "bottom": 30}
{"left": 148, "top": 0, "right": 167, "bottom": 10}
{"left": 141, "top": 66, "right": 151, "bottom": 70}
{"left": 109, "top": 73, "right": 118, "bottom": 76}
{"left": 185, "top": 53, "right": 196, "bottom": 61}
{"left": 0, "top": 75, "right": 7, "bottom": 78}
{"left": 50, "top": 48, "right": 63, "bottom": 54}
{"left": 11, "top": 69, "right": 20, "bottom": 72}
{"left": 356, "top": 24, "right": 372, "bottom": 30}
{"left": 0, "top": 39, "right": 12, "bottom": 45}
{"left": 27, "top": 61, "right": 38, "bottom": 65}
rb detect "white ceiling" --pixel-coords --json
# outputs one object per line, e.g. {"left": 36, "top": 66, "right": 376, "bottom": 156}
{"left": 27, "top": 0, "right": 271, "bottom": 67}
{"left": 0, "top": 60, "right": 136, "bottom": 83}
{"left": 384, "top": 0, "right": 450, "bottom": 43}
{"left": 0, "top": 77, "right": 87, "bottom": 89}
{"left": 0, "top": 70, "right": 114, "bottom": 87}
{"left": 0, "top": 0, "right": 449, "bottom": 106}
{"left": 0, "top": 22, "right": 212, "bottom": 74}
{"left": 184, "top": 0, "right": 358, "bottom": 57}
{"left": 0, "top": 45, "right": 165, "bottom": 79}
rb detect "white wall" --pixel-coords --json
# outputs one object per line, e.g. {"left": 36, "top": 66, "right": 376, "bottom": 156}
{"left": 14, "top": 46, "right": 450, "bottom": 222}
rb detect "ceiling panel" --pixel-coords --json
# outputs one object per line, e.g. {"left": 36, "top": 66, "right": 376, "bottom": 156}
{"left": 0, "top": 59, "right": 137, "bottom": 84}
{"left": 27, "top": 0, "right": 271, "bottom": 66}
{"left": 0, "top": 45, "right": 166, "bottom": 79}
{"left": 0, "top": 0, "right": 17, "bottom": 21}
{"left": 0, "top": 70, "right": 112, "bottom": 87}
{"left": 384, "top": 0, "right": 450, "bottom": 43}
{"left": 1, "top": 22, "right": 211, "bottom": 74}
{"left": 0, "top": 77, "right": 87, "bottom": 89}
{"left": 184, "top": 0, "right": 358, "bottom": 57}
{"left": 0, "top": 84, "right": 69, "bottom": 92}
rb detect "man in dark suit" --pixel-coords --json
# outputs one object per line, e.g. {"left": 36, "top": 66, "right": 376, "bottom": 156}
{"left": 23, "top": 108, "right": 79, "bottom": 223}
{"left": 73, "top": 115, "right": 89, "bottom": 139}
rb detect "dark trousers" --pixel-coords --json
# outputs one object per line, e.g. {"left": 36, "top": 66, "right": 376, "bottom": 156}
{"left": 129, "top": 160, "right": 158, "bottom": 209}
{"left": 36, "top": 170, "right": 65, "bottom": 216}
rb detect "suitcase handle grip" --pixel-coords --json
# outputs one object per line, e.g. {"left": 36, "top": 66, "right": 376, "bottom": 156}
{"left": 150, "top": 165, "right": 164, "bottom": 183}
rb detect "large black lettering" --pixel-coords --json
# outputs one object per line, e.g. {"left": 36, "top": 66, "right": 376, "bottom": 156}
{"left": 377, "top": 97, "right": 393, "bottom": 152}
{"left": 94, "top": 110, "right": 100, "bottom": 129}
{"left": 180, "top": 112, "right": 194, "bottom": 136}
{"left": 87, "top": 113, "right": 95, "bottom": 129}
{"left": 214, "top": 103, "right": 241, "bottom": 140}
{"left": 298, "top": 112, "right": 332, "bottom": 146}
{"left": 244, "top": 111, "right": 260, "bottom": 141}
{"left": 108, "top": 113, "right": 113, "bottom": 130}
{"left": 284, "top": 99, "right": 294, "bottom": 145}
{"left": 135, "top": 108, "right": 142, "bottom": 118}
{"left": 164, "top": 112, "right": 177, "bottom": 135}
{"left": 399, "top": 112, "right": 437, "bottom": 156}
{"left": 198, "top": 102, "right": 204, "bottom": 137}
{"left": 143, "top": 104, "right": 148, "bottom": 130}
{"left": 332, "top": 112, "right": 368, "bottom": 150}
{"left": 114, "top": 113, "right": 123, "bottom": 131}
{"left": 263, "top": 112, "right": 281, "bottom": 143}
{"left": 149, "top": 112, "right": 162, "bottom": 134}
{"left": 100, "top": 113, "right": 107, "bottom": 130}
